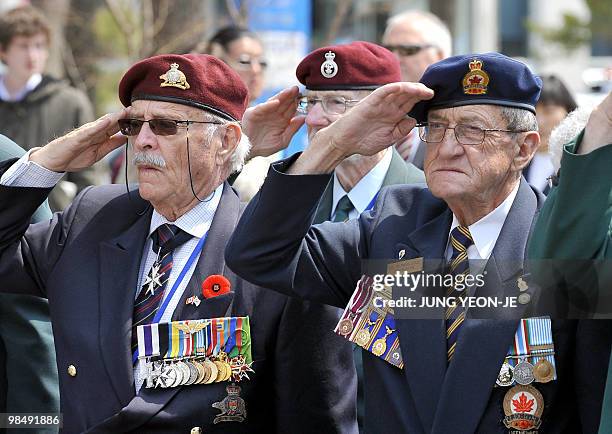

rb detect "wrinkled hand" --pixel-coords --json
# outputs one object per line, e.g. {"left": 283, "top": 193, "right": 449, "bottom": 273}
{"left": 242, "top": 86, "right": 305, "bottom": 158}
{"left": 581, "top": 91, "right": 612, "bottom": 154}
{"left": 290, "top": 82, "right": 433, "bottom": 174}
{"left": 30, "top": 109, "right": 128, "bottom": 172}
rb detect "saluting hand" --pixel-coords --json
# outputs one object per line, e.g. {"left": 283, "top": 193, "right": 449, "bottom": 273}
{"left": 290, "top": 82, "right": 433, "bottom": 175}
{"left": 581, "top": 91, "right": 612, "bottom": 155}
{"left": 242, "top": 86, "right": 305, "bottom": 159}
{"left": 29, "top": 109, "right": 128, "bottom": 173}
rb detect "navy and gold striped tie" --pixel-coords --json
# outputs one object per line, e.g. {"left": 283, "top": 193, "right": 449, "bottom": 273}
{"left": 445, "top": 225, "right": 474, "bottom": 361}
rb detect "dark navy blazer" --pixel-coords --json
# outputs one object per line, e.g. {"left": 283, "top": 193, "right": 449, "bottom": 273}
{"left": 0, "top": 165, "right": 357, "bottom": 434}
{"left": 225, "top": 156, "right": 612, "bottom": 434}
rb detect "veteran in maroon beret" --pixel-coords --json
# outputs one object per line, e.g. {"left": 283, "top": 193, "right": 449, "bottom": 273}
{"left": 0, "top": 53, "right": 357, "bottom": 433}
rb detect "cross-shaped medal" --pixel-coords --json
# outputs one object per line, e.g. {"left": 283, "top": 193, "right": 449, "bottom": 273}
{"left": 143, "top": 262, "right": 164, "bottom": 296}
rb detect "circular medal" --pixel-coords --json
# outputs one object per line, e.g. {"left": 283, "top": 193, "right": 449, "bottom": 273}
{"left": 213, "top": 360, "right": 226, "bottom": 383}
{"left": 371, "top": 337, "right": 387, "bottom": 357}
{"left": 175, "top": 361, "right": 191, "bottom": 386}
{"left": 533, "top": 358, "right": 555, "bottom": 383}
{"left": 199, "top": 360, "right": 212, "bottom": 384}
{"left": 496, "top": 361, "right": 515, "bottom": 387}
{"left": 513, "top": 359, "right": 535, "bottom": 385}
{"left": 193, "top": 360, "right": 206, "bottom": 384}
{"left": 355, "top": 329, "right": 371, "bottom": 348}
{"left": 518, "top": 293, "right": 531, "bottom": 305}
{"left": 184, "top": 361, "right": 200, "bottom": 385}
{"left": 222, "top": 361, "right": 233, "bottom": 381}
{"left": 204, "top": 359, "right": 218, "bottom": 384}
{"left": 338, "top": 318, "right": 354, "bottom": 336}
{"left": 169, "top": 363, "right": 184, "bottom": 388}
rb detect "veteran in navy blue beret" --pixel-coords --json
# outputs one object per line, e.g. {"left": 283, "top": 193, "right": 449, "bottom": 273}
{"left": 226, "top": 51, "right": 612, "bottom": 433}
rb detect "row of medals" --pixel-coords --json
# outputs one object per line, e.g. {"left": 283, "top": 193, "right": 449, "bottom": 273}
{"left": 146, "top": 356, "right": 235, "bottom": 389}
{"left": 496, "top": 355, "right": 555, "bottom": 387}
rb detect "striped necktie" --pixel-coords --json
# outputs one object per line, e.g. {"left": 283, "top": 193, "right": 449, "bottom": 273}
{"left": 131, "top": 224, "right": 192, "bottom": 358}
{"left": 445, "top": 225, "right": 474, "bottom": 362}
{"left": 333, "top": 195, "right": 354, "bottom": 222}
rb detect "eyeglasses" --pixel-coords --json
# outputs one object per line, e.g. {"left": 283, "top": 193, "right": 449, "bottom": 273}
{"left": 296, "top": 95, "right": 361, "bottom": 115}
{"left": 117, "top": 119, "right": 222, "bottom": 137}
{"left": 226, "top": 54, "right": 268, "bottom": 71}
{"left": 417, "top": 122, "right": 528, "bottom": 145}
{"left": 383, "top": 44, "right": 434, "bottom": 56}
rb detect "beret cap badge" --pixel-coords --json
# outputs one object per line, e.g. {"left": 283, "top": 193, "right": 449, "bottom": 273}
{"left": 462, "top": 59, "right": 489, "bottom": 95}
{"left": 320, "top": 51, "right": 338, "bottom": 79}
{"left": 159, "top": 62, "right": 190, "bottom": 90}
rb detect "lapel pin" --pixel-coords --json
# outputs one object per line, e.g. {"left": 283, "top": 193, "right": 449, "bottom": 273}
{"left": 398, "top": 249, "right": 406, "bottom": 260}
{"left": 185, "top": 295, "right": 201, "bottom": 307}
{"left": 202, "top": 275, "right": 231, "bottom": 299}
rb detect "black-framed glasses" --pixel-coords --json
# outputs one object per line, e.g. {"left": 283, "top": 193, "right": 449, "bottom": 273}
{"left": 296, "top": 95, "right": 361, "bottom": 116}
{"left": 226, "top": 54, "right": 268, "bottom": 71}
{"left": 118, "top": 118, "right": 222, "bottom": 137}
{"left": 383, "top": 44, "right": 434, "bottom": 56}
{"left": 417, "top": 122, "right": 528, "bottom": 145}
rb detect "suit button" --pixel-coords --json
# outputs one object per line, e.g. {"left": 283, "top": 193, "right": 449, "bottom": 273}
{"left": 67, "top": 365, "right": 77, "bottom": 377}
{"left": 190, "top": 428, "right": 202, "bottom": 434}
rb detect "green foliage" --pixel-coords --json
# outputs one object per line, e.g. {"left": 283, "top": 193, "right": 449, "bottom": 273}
{"left": 92, "top": 7, "right": 131, "bottom": 57}
{"left": 526, "top": 13, "right": 591, "bottom": 53}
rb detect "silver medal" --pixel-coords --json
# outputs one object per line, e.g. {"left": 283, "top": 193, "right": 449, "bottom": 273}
{"left": 513, "top": 359, "right": 535, "bottom": 385}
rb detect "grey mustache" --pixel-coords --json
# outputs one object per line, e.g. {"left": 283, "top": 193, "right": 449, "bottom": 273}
{"left": 132, "top": 152, "right": 167, "bottom": 168}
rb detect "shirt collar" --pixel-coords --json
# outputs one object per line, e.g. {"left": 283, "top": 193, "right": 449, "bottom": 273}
{"left": 449, "top": 181, "right": 520, "bottom": 260}
{"left": 149, "top": 184, "right": 223, "bottom": 239}
{"left": 0, "top": 73, "right": 42, "bottom": 101}
{"left": 331, "top": 148, "right": 392, "bottom": 216}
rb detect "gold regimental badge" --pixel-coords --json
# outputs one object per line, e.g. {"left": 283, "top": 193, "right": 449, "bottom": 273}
{"left": 160, "top": 63, "right": 190, "bottom": 90}
{"left": 462, "top": 59, "right": 489, "bottom": 95}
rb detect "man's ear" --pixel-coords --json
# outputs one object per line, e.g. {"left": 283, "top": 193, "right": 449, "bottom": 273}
{"left": 215, "top": 123, "right": 241, "bottom": 166}
{"left": 511, "top": 131, "right": 540, "bottom": 171}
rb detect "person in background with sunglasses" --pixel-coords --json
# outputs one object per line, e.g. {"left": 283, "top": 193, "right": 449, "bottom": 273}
{"left": 0, "top": 53, "right": 357, "bottom": 433}
{"left": 382, "top": 10, "right": 452, "bottom": 168}
{"left": 196, "top": 26, "right": 267, "bottom": 105}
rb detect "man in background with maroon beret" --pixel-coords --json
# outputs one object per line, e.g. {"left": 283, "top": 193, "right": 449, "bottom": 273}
{"left": 0, "top": 53, "right": 357, "bottom": 433}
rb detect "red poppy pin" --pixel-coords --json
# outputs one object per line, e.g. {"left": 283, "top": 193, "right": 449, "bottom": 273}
{"left": 202, "top": 275, "right": 231, "bottom": 298}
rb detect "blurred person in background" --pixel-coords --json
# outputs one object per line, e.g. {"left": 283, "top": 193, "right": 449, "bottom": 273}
{"left": 196, "top": 26, "right": 267, "bottom": 105}
{"left": 527, "top": 74, "right": 578, "bottom": 194}
{"left": 382, "top": 10, "right": 452, "bottom": 168}
{"left": 192, "top": 26, "right": 271, "bottom": 201}
{"left": 0, "top": 5, "right": 107, "bottom": 211}
{"left": 0, "top": 134, "right": 57, "bottom": 434}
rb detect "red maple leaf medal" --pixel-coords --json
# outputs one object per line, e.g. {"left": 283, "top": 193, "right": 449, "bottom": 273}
{"left": 503, "top": 385, "right": 544, "bottom": 431}
{"left": 202, "top": 275, "right": 231, "bottom": 298}
{"left": 462, "top": 58, "right": 489, "bottom": 95}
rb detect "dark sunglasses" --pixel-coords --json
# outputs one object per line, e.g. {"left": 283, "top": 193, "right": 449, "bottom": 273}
{"left": 117, "top": 118, "right": 222, "bottom": 136}
{"left": 383, "top": 44, "right": 434, "bottom": 56}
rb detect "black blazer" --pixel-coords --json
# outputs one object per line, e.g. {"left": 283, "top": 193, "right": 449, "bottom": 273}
{"left": 0, "top": 167, "right": 357, "bottom": 434}
{"left": 225, "top": 156, "right": 612, "bottom": 434}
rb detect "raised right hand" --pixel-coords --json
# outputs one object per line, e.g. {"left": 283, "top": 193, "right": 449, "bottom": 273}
{"left": 30, "top": 109, "right": 128, "bottom": 172}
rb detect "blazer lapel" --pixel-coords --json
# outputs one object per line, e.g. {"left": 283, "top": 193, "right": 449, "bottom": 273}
{"left": 431, "top": 178, "right": 541, "bottom": 433}
{"left": 172, "top": 183, "right": 239, "bottom": 321}
{"left": 98, "top": 205, "right": 152, "bottom": 407}
{"left": 394, "top": 209, "right": 452, "bottom": 433}
{"left": 313, "top": 179, "right": 334, "bottom": 224}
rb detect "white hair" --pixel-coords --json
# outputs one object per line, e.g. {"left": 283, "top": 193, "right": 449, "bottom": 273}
{"left": 548, "top": 106, "right": 592, "bottom": 171}
{"left": 384, "top": 10, "right": 452, "bottom": 58}
{"left": 205, "top": 113, "right": 251, "bottom": 173}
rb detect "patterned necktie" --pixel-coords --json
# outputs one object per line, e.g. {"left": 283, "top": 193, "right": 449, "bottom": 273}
{"left": 333, "top": 195, "right": 355, "bottom": 222}
{"left": 131, "top": 224, "right": 193, "bottom": 357}
{"left": 445, "top": 225, "right": 474, "bottom": 362}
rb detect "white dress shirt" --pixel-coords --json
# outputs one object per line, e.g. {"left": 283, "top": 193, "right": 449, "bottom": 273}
{"left": 0, "top": 154, "right": 223, "bottom": 391}
{"left": 445, "top": 181, "right": 520, "bottom": 276}
{"left": 0, "top": 73, "right": 42, "bottom": 102}
{"left": 331, "top": 148, "right": 392, "bottom": 221}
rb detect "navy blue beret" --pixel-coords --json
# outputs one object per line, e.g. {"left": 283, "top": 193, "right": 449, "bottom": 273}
{"left": 409, "top": 52, "right": 542, "bottom": 123}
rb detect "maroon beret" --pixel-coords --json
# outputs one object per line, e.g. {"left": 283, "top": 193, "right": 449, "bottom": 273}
{"left": 296, "top": 41, "right": 401, "bottom": 90}
{"left": 118, "top": 54, "right": 248, "bottom": 121}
